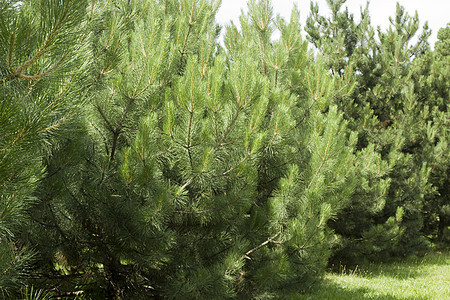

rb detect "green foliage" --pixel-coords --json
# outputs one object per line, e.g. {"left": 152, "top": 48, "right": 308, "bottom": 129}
{"left": 305, "top": 0, "right": 448, "bottom": 264}
{"left": 0, "top": 0, "right": 99, "bottom": 296}
{"left": 20, "top": 286, "right": 53, "bottom": 300}
{"left": 24, "top": 0, "right": 365, "bottom": 297}
{"left": 0, "top": 0, "right": 448, "bottom": 298}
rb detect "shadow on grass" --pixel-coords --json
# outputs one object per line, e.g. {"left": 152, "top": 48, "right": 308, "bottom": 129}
{"left": 348, "top": 251, "right": 450, "bottom": 280}
{"left": 297, "top": 251, "right": 450, "bottom": 299}
{"left": 296, "top": 278, "right": 418, "bottom": 300}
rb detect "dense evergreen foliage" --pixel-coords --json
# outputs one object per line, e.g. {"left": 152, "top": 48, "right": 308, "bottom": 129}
{"left": 305, "top": 0, "right": 449, "bottom": 264}
{"left": 0, "top": 0, "right": 448, "bottom": 298}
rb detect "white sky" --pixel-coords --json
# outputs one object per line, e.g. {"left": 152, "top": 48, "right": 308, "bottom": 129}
{"left": 215, "top": 0, "right": 450, "bottom": 47}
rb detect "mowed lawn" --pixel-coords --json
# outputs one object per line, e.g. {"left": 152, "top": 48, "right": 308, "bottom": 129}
{"left": 297, "top": 251, "right": 450, "bottom": 299}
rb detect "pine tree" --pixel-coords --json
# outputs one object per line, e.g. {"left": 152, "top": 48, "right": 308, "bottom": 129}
{"left": 305, "top": 0, "right": 448, "bottom": 263}
{"left": 5, "top": 0, "right": 444, "bottom": 298}
{"left": 24, "top": 0, "right": 372, "bottom": 298}
{"left": 219, "top": 3, "right": 363, "bottom": 296}
{"left": 414, "top": 25, "right": 450, "bottom": 245}
{"left": 0, "top": 0, "right": 129, "bottom": 297}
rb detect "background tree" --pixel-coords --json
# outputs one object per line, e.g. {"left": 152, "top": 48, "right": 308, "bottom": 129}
{"left": 417, "top": 25, "right": 450, "bottom": 245}
{"left": 305, "top": 0, "right": 449, "bottom": 264}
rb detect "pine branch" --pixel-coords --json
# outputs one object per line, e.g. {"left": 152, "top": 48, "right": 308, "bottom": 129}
{"left": 214, "top": 152, "right": 251, "bottom": 177}
{"left": 180, "top": 177, "right": 193, "bottom": 192}
{"left": 0, "top": 245, "right": 22, "bottom": 279}
{"left": 214, "top": 107, "right": 242, "bottom": 152}
{"left": 95, "top": 103, "right": 115, "bottom": 134}
{"left": 243, "top": 227, "right": 285, "bottom": 260}
{"left": 15, "top": 52, "right": 68, "bottom": 80}
{"left": 52, "top": 290, "right": 84, "bottom": 298}
{"left": 186, "top": 81, "right": 195, "bottom": 169}
{"left": 307, "top": 130, "right": 333, "bottom": 189}
{"left": 95, "top": 92, "right": 135, "bottom": 160}
{"left": 3, "top": 6, "right": 72, "bottom": 83}
{"left": 90, "top": 121, "right": 111, "bottom": 156}
{"left": 0, "top": 126, "right": 28, "bottom": 154}
{"left": 28, "top": 273, "right": 85, "bottom": 280}
{"left": 46, "top": 203, "right": 70, "bottom": 242}
{"left": 299, "top": 213, "right": 326, "bottom": 250}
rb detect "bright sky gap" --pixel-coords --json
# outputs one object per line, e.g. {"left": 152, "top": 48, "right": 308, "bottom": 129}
{"left": 216, "top": 0, "right": 450, "bottom": 48}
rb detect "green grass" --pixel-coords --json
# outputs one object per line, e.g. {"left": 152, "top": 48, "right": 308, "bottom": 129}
{"left": 296, "top": 251, "right": 450, "bottom": 300}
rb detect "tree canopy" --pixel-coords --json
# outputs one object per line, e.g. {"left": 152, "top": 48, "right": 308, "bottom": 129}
{"left": 0, "top": 0, "right": 448, "bottom": 298}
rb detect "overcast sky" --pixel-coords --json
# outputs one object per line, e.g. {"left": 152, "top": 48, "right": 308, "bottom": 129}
{"left": 215, "top": 0, "right": 450, "bottom": 47}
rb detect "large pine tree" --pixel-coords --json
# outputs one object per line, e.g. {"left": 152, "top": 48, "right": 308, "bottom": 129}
{"left": 23, "top": 0, "right": 368, "bottom": 298}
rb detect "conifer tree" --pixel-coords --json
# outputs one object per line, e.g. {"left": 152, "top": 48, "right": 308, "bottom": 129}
{"left": 305, "top": 0, "right": 449, "bottom": 263}
{"left": 4, "top": 0, "right": 445, "bottom": 298}
{"left": 0, "top": 0, "right": 102, "bottom": 296}
{"left": 24, "top": 0, "right": 375, "bottom": 298}
{"left": 0, "top": 0, "right": 134, "bottom": 297}
{"left": 415, "top": 25, "right": 450, "bottom": 245}
{"left": 219, "top": 3, "right": 362, "bottom": 296}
